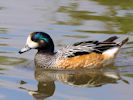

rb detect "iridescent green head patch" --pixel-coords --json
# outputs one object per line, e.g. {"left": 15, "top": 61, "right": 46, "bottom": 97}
{"left": 33, "top": 32, "right": 49, "bottom": 43}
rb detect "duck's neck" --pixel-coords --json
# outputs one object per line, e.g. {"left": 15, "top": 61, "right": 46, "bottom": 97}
{"left": 37, "top": 49, "right": 54, "bottom": 54}
{"left": 37, "top": 41, "right": 55, "bottom": 54}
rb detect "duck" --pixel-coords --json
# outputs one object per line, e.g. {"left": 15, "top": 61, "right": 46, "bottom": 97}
{"left": 19, "top": 32, "right": 128, "bottom": 69}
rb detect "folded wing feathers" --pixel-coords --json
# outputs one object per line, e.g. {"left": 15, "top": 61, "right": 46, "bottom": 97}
{"left": 58, "top": 36, "right": 128, "bottom": 58}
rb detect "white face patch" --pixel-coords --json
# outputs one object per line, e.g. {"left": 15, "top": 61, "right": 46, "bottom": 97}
{"left": 26, "top": 35, "right": 39, "bottom": 48}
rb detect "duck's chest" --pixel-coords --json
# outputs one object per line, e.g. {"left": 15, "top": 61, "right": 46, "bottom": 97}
{"left": 35, "top": 53, "right": 56, "bottom": 67}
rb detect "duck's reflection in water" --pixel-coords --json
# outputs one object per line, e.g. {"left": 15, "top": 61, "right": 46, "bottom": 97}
{"left": 29, "top": 81, "right": 55, "bottom": 100}
{"left": 20, "top": 65, "right": 128, "bottom": 100}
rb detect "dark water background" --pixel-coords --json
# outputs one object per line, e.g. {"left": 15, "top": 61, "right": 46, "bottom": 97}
{"left": 0, "top": 0, "right": 133, "bottom": 100}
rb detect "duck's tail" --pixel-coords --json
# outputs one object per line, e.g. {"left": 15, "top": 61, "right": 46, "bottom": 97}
{"left": 118, "top": 37, "right": 129, "bottom": 47}
{"left": 103, "top": 36, "right": 118, "bottom": 42}
{"left": 102, "top": 37, "right": 129, "bottom": 59}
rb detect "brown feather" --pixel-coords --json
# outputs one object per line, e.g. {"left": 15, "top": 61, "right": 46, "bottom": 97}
{"left": 56, "top": 53, "right": 106, "bottom": 69}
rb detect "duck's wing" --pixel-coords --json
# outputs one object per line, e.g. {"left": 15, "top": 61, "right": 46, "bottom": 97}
{"left": 57, "top": 36, "right": 127, "bottom": 58}
{"left": 57, "top": 42, "right": 99, "bottom": 58}
{"left": 73, "top": 36, "right": 118, "bottom": 46}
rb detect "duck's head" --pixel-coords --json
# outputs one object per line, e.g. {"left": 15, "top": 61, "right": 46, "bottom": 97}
{"left": 19, "top": 32, "right": 54, "bottom": 54}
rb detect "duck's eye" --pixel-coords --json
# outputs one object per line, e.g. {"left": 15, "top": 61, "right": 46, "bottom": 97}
{"left": 32, "top": 34, "right": 40, "bottom": 42}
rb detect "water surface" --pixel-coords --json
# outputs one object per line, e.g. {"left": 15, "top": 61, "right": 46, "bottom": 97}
{"left": 0, "top": 0, "right": 133, "bottom": 100}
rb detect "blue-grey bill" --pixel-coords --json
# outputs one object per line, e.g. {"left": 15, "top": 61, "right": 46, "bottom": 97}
{"left": 18, "top": 45, "right": 31, "bottom": 54}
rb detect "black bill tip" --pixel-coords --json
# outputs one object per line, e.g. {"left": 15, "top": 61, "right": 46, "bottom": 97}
{"left": 18, "top": 51, "right": 23, "bottom": 54}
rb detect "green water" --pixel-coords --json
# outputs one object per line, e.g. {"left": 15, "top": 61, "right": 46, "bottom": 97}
{"left": 0, "top": 0, "right": 133, "bottom": 100}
